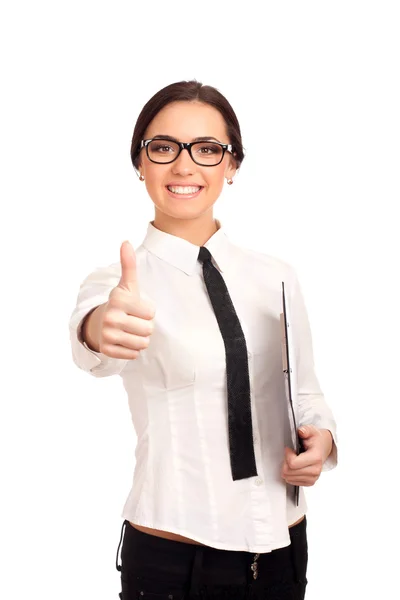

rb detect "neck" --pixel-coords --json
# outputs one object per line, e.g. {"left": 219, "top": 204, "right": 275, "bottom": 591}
{"left": 152, "top": 211, "right": 219, "bottom": 246}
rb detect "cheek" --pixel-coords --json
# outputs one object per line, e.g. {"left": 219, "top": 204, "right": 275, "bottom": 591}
{"left": 203, "top": 166, "right": 226, "bottom": 191}
{"left": 146, "top": 163, "right": 162, "bottom": 181}
{"left": 144, "top": 165, "right": 167, "bottom": 195}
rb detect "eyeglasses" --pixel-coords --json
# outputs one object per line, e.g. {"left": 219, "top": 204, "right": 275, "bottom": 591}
{"left": 139, "top": 138, "right": 234, "bottom": 167}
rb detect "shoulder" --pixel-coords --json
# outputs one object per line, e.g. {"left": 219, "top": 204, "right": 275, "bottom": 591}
{"left": 232, "top": 240, "right": 296, "bottom": 282}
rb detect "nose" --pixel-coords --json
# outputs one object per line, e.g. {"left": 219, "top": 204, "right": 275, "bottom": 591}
{"left": 171, "top": 147, "right": 196, "bottom": 176}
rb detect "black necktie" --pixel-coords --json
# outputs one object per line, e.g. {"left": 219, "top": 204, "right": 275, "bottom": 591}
{"left": 198, "top": 246, "right": 258, "bottom": 481}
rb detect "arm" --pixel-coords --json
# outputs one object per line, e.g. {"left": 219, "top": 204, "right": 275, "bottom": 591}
{"left": 289, "top": 269, "right": 338, "bottom": 471}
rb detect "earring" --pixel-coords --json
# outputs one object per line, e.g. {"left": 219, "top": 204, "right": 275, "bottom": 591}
{"left": 139, "top": 174, "right": 145, "bottom": 181}
{"left": 227, "top": 178, "right": 233, "bottom": 185}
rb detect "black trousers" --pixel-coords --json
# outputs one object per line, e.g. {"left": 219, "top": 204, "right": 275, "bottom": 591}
{"left": 116, "top": 517, "right": 308, "bottom": 599}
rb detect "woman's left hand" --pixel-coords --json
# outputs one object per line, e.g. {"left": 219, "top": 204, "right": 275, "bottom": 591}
{"left": 281, "top": 425, "right": 333, "bottom": 487}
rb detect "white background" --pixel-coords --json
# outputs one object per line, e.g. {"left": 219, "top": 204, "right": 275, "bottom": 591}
{"left": 1, "top": 1, "right": 399, "bottom": 598}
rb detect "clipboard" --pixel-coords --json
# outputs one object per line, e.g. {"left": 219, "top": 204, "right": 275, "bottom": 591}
{"left": 280, "top": 281, "right": 306, "bottom": 506}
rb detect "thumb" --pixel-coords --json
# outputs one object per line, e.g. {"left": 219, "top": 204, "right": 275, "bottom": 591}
{"left": 298, "top": 425, "right": 317, "bottom": 438}
{"left": 118, "top": 240, "right": 139, "bottom": 296}
{"left": 284, "top": 446, "right": 295, "bottom": 459}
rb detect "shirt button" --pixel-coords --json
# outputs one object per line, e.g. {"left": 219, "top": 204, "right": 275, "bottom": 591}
{"left": 255, "top": 477, "right": 263, "bottom": 486}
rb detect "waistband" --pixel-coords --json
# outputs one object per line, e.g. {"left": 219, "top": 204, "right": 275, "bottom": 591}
{"left": 116, "top": 516, "right": 307, "bottom": 591}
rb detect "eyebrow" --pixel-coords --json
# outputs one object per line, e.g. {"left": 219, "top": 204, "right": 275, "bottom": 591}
{"left": 151, "top": 134, "right": 223, "bottom": 143}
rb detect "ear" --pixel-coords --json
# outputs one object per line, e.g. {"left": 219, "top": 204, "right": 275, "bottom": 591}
{"left": 225, "top": 152, "right": 238, "bottom": 180}
{"left": 135, "top": 157, "right": 144, "bottom": 179}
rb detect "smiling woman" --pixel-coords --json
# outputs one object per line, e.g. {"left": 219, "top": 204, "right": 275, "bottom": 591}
{"left": 69, "top": 79, "right": 338, "bottom": 600}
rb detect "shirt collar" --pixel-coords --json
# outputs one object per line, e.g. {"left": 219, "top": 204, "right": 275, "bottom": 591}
{"left": 142, "top": 219, "right": 230, "bottom": 276}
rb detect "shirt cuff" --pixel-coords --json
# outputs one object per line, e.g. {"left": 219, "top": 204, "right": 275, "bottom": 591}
{"left": 69, "top": 309, "right": 129, "bottom": 377}
{"left": 319, "top": 425, "right": 338, "bottom": 472}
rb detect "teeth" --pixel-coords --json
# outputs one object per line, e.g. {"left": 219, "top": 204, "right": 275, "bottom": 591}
{"left": 168, "top": 186, "right": 201, "bottom": 194}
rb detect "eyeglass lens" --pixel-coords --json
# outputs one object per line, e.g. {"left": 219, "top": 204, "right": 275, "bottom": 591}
{"left": 147, "top": 140, "right": 224, "bottom": 165}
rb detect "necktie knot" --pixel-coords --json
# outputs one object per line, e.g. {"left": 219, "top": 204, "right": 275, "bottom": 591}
{"left": 198, "top": 246, "right": 212, "bottom": 263}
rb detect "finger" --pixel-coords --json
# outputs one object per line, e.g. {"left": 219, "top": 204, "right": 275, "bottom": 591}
{"left": 285, "top": 450, "right": 320, "bottom": 471}
{"left": 99, "top": 343, "right": 140, "bottom": 360}
{"left": 102, "top": 328, "right": 151, "bottom": 351}
{"left": 285, "top": 475, "right": 318, "bottom": 485}
{"left": 299, "top": 424, "right": 321, "bottom": 437}
{"left": 283, "top": 464, "right": 319, "bottom": 477}
{"left": 103, "top": 301, "right": 155, "bottom": 326}
{"left": 284, "top": 477, "right": 315, "bottom": 486}
{"left": 118, "top": 241, "right": 139, "bottom": 296}
{"left": 121, "top": 313, "right": 154, "bottom": 337}
{"left": 285, "top": 447, "right": 296, "bottom": 459}
{"left": 123, "top": 298, "right": 156, "bottom": 321}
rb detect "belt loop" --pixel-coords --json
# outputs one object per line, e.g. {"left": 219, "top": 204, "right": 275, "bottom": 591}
{"left": 115, "top": 519, "right": 128, "bottom": 572}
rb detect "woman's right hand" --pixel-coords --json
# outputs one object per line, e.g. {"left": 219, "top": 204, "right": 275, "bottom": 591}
{"left": 99, "top": 241, "right": 156, "bottom": 359}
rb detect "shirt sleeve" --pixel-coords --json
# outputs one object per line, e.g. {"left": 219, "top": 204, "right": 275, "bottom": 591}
{"left": 68, "top": 262, "right": 129, "bottom": 378}
{"left": 289, "top": 267, "right": 338, "bottom": 472}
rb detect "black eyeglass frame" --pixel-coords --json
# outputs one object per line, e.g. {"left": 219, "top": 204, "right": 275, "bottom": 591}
{"left": 139, "top": 138, "right": 234, "bottom": 167}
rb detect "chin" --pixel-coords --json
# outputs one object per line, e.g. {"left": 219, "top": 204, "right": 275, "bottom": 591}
{"left": 156, "top": 201, "right": 215, "bottom": 218}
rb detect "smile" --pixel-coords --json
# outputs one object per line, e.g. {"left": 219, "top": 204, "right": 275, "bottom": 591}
{"left": 166, "top": 185, "right": 204, "bottom": 198}
{"left": 167, "top": 185, "right": 202, "bottom": 194}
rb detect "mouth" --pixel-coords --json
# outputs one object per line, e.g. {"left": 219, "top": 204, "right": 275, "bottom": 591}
{"left": 166, "top": 185, "right": 204, "bottom": 199}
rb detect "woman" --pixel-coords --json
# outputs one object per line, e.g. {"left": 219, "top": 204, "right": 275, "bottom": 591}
{"left": 69, "top": 80, "right": 338, "bottom": 599}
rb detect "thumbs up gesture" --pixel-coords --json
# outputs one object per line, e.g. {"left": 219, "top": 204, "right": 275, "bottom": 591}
{"left": 99, "top": 241, "right": 156, "bottom": 359}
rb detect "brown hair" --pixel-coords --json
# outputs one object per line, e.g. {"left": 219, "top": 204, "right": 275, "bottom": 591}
{"left": 130, "top": 80, "right": 245, "bottom": 173}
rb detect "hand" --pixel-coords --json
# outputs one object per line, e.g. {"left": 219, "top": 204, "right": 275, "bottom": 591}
{"left": 281, "top": 425, "right": 333, "bottom": 487}
{"left": 99, "top": 241, "right": 156, "bottom": 359}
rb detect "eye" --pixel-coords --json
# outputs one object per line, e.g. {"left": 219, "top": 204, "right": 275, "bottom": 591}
{"left": 152, "top": 144, "right": 174, "bottom": 153}
{"left": 196, "top": 144, "right": 220, "bottom": 155}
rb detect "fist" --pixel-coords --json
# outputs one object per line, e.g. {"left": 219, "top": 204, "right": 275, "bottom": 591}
{"left": 99, "top": 241, "right": 156, "bottom": 359}
{"left": 281, "top": 426, "right": 333, "bottom": 487}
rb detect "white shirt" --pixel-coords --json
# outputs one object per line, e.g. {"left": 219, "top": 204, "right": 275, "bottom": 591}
{"left": 69, "top": 220, "right": 338, "bottom": 553}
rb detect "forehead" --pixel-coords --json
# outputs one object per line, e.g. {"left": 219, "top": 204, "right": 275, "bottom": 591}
{"left": 145, "top": 101, "right": 228, "bottom": 141}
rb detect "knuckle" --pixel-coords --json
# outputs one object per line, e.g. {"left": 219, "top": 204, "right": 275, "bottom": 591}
{"left": 102, "top": 308, "right": 119, "bottom": 326}
{"left": 141, "top": 336, "right": 150, "bottom": 348}
{"left": 143, "top": 301, "right": 156, "bottom": 320}
{"left": 99, "top": 341, "right": 140, "bottom": 360}
{"left": 102, "top": 326, "right": 118, "bottom": 344}
{"left": 107, "top": 290, "right": 123, "bottom": 308}
{"left": 127, "top": 334, "right": 149, "bottom": 352}
{"left": 98, "top": 342, "right": 114, "bottom": 356}
{"left": 132, "top": 316, "right": 153, "bottom": 337}
{"left": 102, "top": 312, "right": 113, "bottom": 326}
